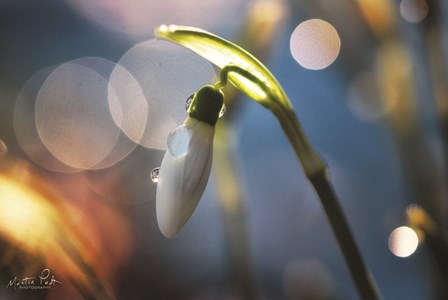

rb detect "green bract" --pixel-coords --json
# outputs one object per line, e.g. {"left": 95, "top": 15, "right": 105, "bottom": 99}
{"left": 155, "top": 25, "right": 290, "bottom": 111}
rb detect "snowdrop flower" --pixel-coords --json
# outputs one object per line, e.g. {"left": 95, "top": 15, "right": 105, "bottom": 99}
{"left": 156, "top": 85, "right": 224, "bottom": 238}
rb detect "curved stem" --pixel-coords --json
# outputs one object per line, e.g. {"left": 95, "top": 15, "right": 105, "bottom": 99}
{"left": 274, "top": 105, "right": 381, "bottom": 300}
{"left": 218, "top": 64, "right": 381, "bottom": 299}
{"left": 217, "top": 65, "right": 281, "bottom": 110}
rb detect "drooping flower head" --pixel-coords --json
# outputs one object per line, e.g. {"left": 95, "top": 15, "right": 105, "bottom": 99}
{"left": 156, "top": 85, "right": 224, "bottom": 238}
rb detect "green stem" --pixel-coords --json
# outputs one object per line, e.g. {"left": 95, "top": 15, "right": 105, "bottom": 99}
{"left": 219, "top": 67, "right": 381, "bottom": 299}
{"left": 217, "top": 64, "right": 381, "bottom": 298}
{"left": 217, "top": 64, "right": 381, "bottom": 299}
{"left": 308, "top": 171, "right": 380, "bottom": 300}
{"left": 274, "top": 105, "right": 381, "bottom": 300}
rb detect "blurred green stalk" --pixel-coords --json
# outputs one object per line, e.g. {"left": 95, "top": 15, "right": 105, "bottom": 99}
{"left": 214, "top": 120, "right": 257, "bottom": 300}
{"left": 212, "top": 2, "right": 288, "bottom": 298}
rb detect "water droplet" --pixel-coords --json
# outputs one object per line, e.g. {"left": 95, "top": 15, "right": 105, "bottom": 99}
{"left": 185, "top": 94, "right": 194, "bottom": 112}
{"left": 219, "top": 104, "right": 226, "bottom": 118}
{"left": 167, "top": 125, "right": 191, "bottom": 158}
{"left": 150, "top": 167, "right": 160, "bottom": 183}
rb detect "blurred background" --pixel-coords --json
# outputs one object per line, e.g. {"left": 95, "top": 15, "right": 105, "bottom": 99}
{"left": 0, "top": 0, "right": 447, "bottom": 299}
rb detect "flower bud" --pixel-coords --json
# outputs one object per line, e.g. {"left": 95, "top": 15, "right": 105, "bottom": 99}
{"left": 156, "top": 86, "right": 224, "bottom": 238}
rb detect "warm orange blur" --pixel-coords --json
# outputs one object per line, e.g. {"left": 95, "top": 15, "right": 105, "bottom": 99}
{"left": 0, "top": 163, "right": 134, "bottom": 299}
{"left": 354, "top": 0, "right": 394, "bottom": 38}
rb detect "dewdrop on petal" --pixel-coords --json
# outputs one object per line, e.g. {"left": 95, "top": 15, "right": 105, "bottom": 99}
{"left": 156, "top": 85, "right": 224, "bottom": 238}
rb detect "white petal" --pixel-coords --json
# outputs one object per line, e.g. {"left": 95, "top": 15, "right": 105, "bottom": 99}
{"left": 156, "top": 118, "right": 214, "bottom": 238}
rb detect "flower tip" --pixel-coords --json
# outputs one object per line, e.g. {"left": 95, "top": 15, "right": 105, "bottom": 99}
{"left": 156, "top": 201, "right": 182, "bottom": 239}
{"left": 156, "top": 201, "right": 183, "bottom": 239}
{"left": 155, "top": 24, "right": 169, "bottom": 36}
{"left": 155, "top": 24, "right": 178, "bottom": 37}
{"left": 158, "top": 224, "right": 179, "bottom": 239}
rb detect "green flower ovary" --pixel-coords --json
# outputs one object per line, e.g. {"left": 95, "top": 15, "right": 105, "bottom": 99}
{"left": 188, "top": 85, "right": 224, "bottom": 126}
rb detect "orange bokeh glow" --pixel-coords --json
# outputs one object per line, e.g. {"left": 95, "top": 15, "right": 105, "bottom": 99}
{"left": 0, "top": 167, "right": 134, "bottom": 298}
